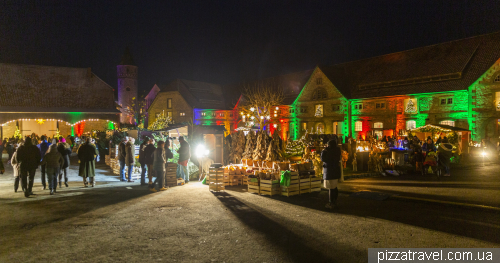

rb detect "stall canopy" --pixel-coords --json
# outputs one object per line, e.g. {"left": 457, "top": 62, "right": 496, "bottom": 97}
{"left": 411, "top": 124, "right": 470, "bottom": 133}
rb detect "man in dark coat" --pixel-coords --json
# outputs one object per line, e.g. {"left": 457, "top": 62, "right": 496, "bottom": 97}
{"left": 143, "top": 139, "right": 156, "bottom": 188}
{"left": 118, "top": 137, "right": 128, "bottom": 182}
{"left": 17, "top": 137, "right": 41, "bottom": 197}
{"left": 77, "top": 138, "right": 99, "bottom": 187}
{"left": 37, "top": 135, "right": 51, "bottom": 190}
{"left": 176, "top": 136, "right": 191, "bottom": 183}
{"left": 321, "top": 138, "right": 341, "bottom": 209}
{"left": 139, "top": 136, "right": 150, "bottom": 186}
{"left": 57, "top": 138, "right": 72, "bottom": 187}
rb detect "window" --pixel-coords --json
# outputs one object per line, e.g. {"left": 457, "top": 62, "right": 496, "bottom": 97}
{"left": 312, "top": 88, "right": 327, "bottom": 100}
{"left": 406, "top": 120, "right": 416, "bottom": 130}
{"left": 376, "top": 102, "right": 386, "bottom": 109}
{"left": 302, "top": 122, "right": 307, "bottom": 131}
{"left": 126, "top": 87, "right": 130, "bottom": 91}
{"left": 219, "top": 113, "right": 225, "bottom": 117}
{"left": 211, "top": 112, "right": 216, "bottom": 117}
{"left": 440, "top": 120, "right": 455, "bottom": 127}
{"left": 495, "top": 75, "right": 500, "bottom": 82}
{"left": 355, "top": 121, "right": 362, "bottom": 131}
{"left": 374, "top": 122, "right": 383, "bottom": 129}
{"left": 300, "top": 107, "right": 307, "bottom": 113}
{"left": 374, "top": 130, "right": 383, "bottom": 140}
{"left": 354, "top": 103, "right": 363, "bottom": 110}
{"left": 180, "top": 112, "right": 185, "bottom": 116}
{"left": 166, "top": 111, "right": 172, "bottom": 118}
{"left": 440, "top": 97, "right": 453, "bottom": 105}
{"left": 289, "top": 109, "right": 295, "bottom": 113}
{"left": 332, "top": 105, "right": 341, "bottom": 111}
{"left": 316, "top": 78, "right": 323, "bottom": 85}
{"left": 229, "top": 113, "right": 233, "bottom": 117}
{"left": 201, "top": 112, "right": 206, "bottom": 116}
{"left": 167, "top": 98, "right": 172, "bottom": 109}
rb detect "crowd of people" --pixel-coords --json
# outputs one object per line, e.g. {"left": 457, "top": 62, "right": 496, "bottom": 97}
{"left": 0, "top": 134, "right": 100, "bottom": 197}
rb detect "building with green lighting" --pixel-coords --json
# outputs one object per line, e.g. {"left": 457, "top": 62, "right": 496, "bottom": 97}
{"left": 149, "top": 32, "right": 500, "bottom": 144}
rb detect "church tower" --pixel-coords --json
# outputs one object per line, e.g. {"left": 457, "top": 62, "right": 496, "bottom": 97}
{"left": 117, "top": 47, "right": 138, "bottom": 124}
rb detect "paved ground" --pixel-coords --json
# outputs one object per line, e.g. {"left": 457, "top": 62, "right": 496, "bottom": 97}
{"left": 0, "top": 153, "right": 499, "bottom": 262}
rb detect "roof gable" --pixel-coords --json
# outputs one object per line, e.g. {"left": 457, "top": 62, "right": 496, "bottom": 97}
{"left": 0, "top": 63, "right": 117, "bottom": 112}
{"left": 158, "top": 79, "right": 226, "bottom": 109}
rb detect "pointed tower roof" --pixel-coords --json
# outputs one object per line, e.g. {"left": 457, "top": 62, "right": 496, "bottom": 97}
{"left": 119, "top": 47, "right": 136, "bottom": 65}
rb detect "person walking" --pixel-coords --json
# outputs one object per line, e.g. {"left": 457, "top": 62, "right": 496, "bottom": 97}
{"left": 10, "top": 141, "right": 24, "bottom": 193}
{"left": 139, "top": 136, "right": 149, "bottom": 186}
{"left": 144, "top": 139, "right": 156, "bottom": 189}
{"left": 125, "top": 137, "right": 136, "bottom": 182}
{"left": 176, "top": 136, "right": 191, "bottom": 183}
{"left": 77, "top": 137, "right": 99, "bottom": 187}
{"left": 37, "top": 135, "right": 51, "bottom": 190}
{"left": 57, "top": 138, "right": 72, "bottom": 188}
{"left": 151, "top": 141, "right": 170, "bottom": 192}
{"left": 40, "top": 144, "right": 64, "bottom": 195}
{"left": 321, "top": 138, "right": 342, "bottom": 210}
{"left": 17, "top": 137, "right": 41, "bottom": 198}
{"left": 118, "top": 137, "right": 128, "bottom": 182}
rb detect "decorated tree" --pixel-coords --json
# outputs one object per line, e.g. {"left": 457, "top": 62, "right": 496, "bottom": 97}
{"left": 238, "top": 80, "right": 284, "bottom": 130}
{"left": 405, "top": 99, "right": 417, "bottom": 113}
{"left": 253, "top": 130, "right": 268, "bottom": 160}
{"left": 284, "top": 137, "right": 304, "bottom": 157}
{"left": 242, "top": 130, "right": 256, "bottom": 159}
{"left": 149, "top": 111, "right": 172, "bottom": 131}
{"left": 265, "top": 129, "right": 283, "bottom": 161}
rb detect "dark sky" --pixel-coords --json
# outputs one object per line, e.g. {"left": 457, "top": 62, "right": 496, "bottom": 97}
{"left": 1, "top": 0, "right": 500, "bottom": 96}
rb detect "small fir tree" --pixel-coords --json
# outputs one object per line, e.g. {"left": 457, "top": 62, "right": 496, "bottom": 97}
{"left": 252, "top": 130, "right": 268, "bottom": 160}
{"left": 265, "top": 130, "right": 282, "bottom": 161}
{"left": 242, "top": 130, "right": 256, "bottom": 159}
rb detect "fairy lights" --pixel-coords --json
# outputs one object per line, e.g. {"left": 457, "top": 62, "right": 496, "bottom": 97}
{"left": 0, "top": 118, "right": 117, "bottom": 127}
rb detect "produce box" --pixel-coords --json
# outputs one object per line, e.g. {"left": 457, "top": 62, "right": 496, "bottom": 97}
{"left": 209, "top": 182, "right": 225, "bottom": 192}
{"left": 260, "top": 179, "right": 280, "bottom": 196}
{"left": 248, "top": 184, "right": 260, "bottom": 194}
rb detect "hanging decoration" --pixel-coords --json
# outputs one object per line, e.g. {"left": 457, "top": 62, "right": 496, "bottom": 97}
{"left": 405, "top": 99, "right": 417, "bottom": 113}
{"left": 36, "top": 119, "right": 45, "bottom": 125}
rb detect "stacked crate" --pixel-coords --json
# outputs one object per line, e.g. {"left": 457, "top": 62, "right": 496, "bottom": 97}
{"left": 209, "top": 168, "right": 225, "bottom": 192}
{"left": 247, "top": 178, "right": 260, "bottom": 194}
{"left": 310, "top": 177, "right": 322, "bottom": 193}
{"left": 260, "top": 179, "right": 281, "bottom": 196}
{"left": 281, "top": 172, "right": 299, "bottom": 197}
{"left": 165, "top": 163, "right": 178, "bottom": 187}
{"left": 299, "top": 177, "right": 311, "bottom": 194}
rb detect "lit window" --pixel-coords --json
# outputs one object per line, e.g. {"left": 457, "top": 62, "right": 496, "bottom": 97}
{"left": 374, "top": 130, "right": 383, "bottom": 140}
{"left": 302, "top": 122, "right": 307, "bottom": 131}
{"left": 440, "top": 120, "right": 455, "bottom": 127}
{"left": 374, "top": 122, "right": 383, "bottom": 129}
{"left": 406, "top": 120, "right": 416, "bottom": 130}
{"left": 180, "top": 112, "right": 185, "bottom": 116}
{"left": 316, "top": 78, "right": 323, "bottom": 85}
{"left": 440, "top": 97, "right": 453, "bottom": 105}
{"left": 355, "top": 121, "right": 362, "bottom": 131}
{"left": 201, "top": 112, "right": 206, "bottom": 116}
{"left": 167, "top": 98, "right": 172, "bottom": 109}
{"left": 211, "top": 112, "right": 216, "bottom": 117}
{"left": 312, "top": 88, "right": 327, "bottom": 100}
{"left": 495, "top": 75, "right": 500, "bottom": 82}
{"left": 220, "top": 113, "right": 224, "bottom": 117}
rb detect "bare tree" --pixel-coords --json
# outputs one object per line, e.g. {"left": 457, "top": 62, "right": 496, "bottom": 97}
{"left": 238, "top": 80, "right": 284, "bottom": 130}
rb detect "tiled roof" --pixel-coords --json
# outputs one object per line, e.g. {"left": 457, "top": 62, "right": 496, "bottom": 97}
{"left": 158, "top": 79, "right": 226, "bottom": 109}
{"left": 321, "top": 31, "right": 500, "bottom": 99}
{"left": 0, "top": 63, "right": 118, "bottom": 112}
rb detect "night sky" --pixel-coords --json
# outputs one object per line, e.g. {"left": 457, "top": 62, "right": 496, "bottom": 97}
{"left": 1, "top": 0, "right": 500, "bottom": 96}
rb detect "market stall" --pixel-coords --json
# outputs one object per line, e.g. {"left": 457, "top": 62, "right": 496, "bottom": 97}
{"left": 410, "top": 124, "right": 471, "bottom": 154}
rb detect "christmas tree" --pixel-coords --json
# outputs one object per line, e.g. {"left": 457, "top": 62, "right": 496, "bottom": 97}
{"left": 242, "top": 130, "right": 256, "bottom": 159}
{"left": 234, "top": 130, "right": 246, "bottom": 162}
{"left": 405, "top": 99, "right": 416, "bottom": 113}
{"left": 265, "top": 129, "right": 283, "bottom": 161}
{"left": 284, "top": 137, "right": 304, "bottom": 157}
{"left": 253, "top": 130, "right": 268, "bottom": 160}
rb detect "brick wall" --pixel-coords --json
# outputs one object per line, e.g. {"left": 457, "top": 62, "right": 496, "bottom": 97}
{"left": 148, "top": 91, "right": 193, "bottom": 128}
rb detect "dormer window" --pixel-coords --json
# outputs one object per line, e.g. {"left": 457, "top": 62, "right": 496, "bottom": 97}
{"left": 316, "top": 78, "right": 323, "bottom": 85}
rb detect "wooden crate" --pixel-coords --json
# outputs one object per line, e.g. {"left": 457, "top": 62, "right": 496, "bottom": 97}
{"left": 248, "top": 184, "right": 260, "bottom": 194}
{"left": 209, "top": 182, "right": 225, "bottom": 192}
{"left": 260, "top": 179, "right": 280, "bottom": 196}
{"left": 281, "top": 188, "right": 299, "bottom": 197}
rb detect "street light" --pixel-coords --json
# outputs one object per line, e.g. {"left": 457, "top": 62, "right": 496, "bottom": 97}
{"left": 196, "top": 144, "right": 210, "bottom": 158}
{"left": 482, "top": 151, "right": 487, "bottom": 166}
